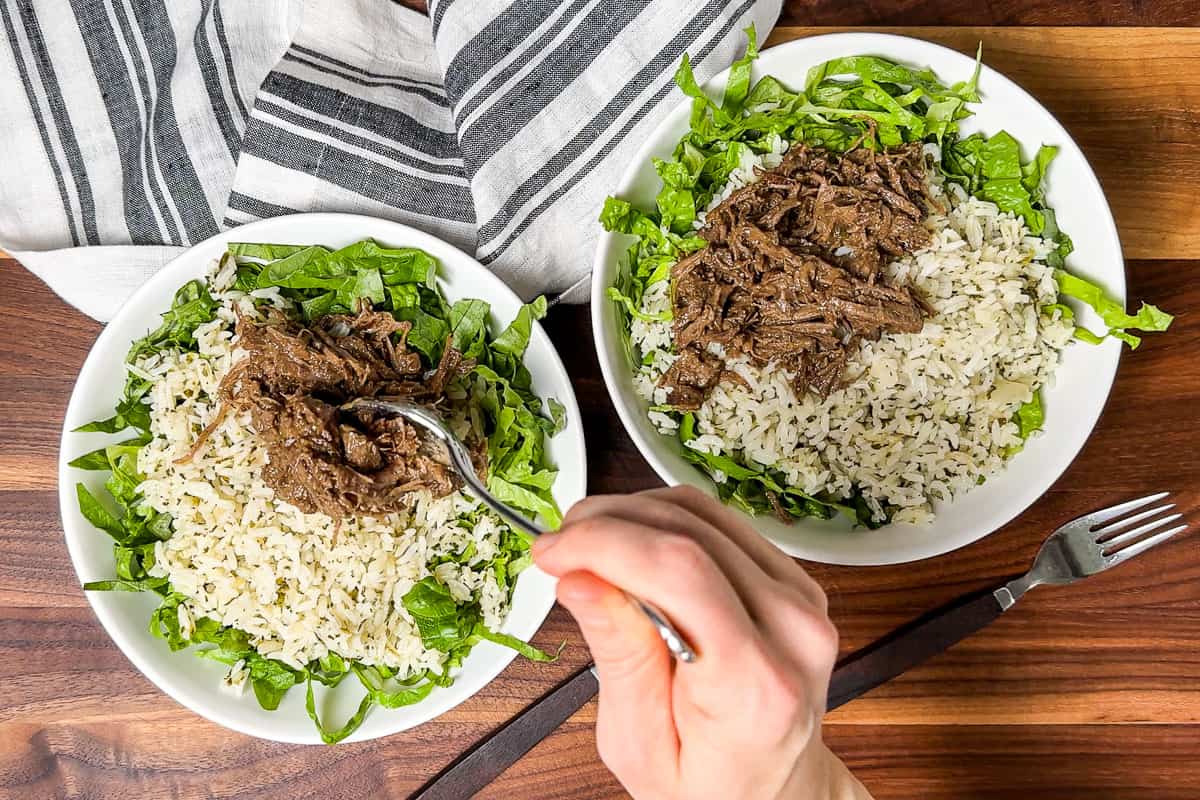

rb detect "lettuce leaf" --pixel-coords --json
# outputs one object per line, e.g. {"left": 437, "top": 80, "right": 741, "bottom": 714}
{"left": 941, "top": 131, "right": 1047, "bottom": 233}
{"left": 352, "top": 664, "right": 437, "bottom": 708}
{"left": 606, "top": 286, "right": 671, "bottom": 323}
{"left": 601, "top": 196, "right": 701, "bottom": 362}
{"left": 488, "top": 476, "right": 562, "bottom": 528}
{"left": 76, "top": 280, "right": 215, "bottom": 437}
{"left": 305, "top": 677, "right": 373, "bottom": 744}
{"left": 73, "top": 436, "right": 172, "bottom": 564}
{"left": 401, "top": 576, "right": 556, "bottom": 665}
{"left": 126, "top": 279, "right": 219, "bottom": 364}
{"left": 400, "top": 577, "right": 480, "bottom": 654}
{"left": 448, "top": 298, "right": 491, "bottom": 356}
{"left": 672, "top": 32, "right": 981, "bottom": 156}
{"left": 392, "top": 305, "right": 449, "bottom": 361}
{"left": 475, "top": 628, "right": 564, "bottom": 662}
{"left": 1001, "top": 389, "right": 1046, "bottom": 458}
{"left": 1054, "top": 270, "right": 1174, "bottom": 348}
{"left": 247, "top": 655, "right": 302, "bottom": 710}
{"left": 82, "top": 577, "right": 169, "bottom": 593}
{"left": 1015, "top": 392, "right": 1045, "bottom": 439}
{"left": 464, "top": 301, "right": 563, "bottom": 526}
{"left": 492, "top": 294, "right": 546, "bottom": 360}
{"left": 305, "top": 664, "right": 440, "bottom": 744}
{"left": 227, "top": 242, "right": 310, "bottom": 260}
{"left": 721, "top": 23, "right": 760, "bottom": 114}
{"left": 242, "top": 239, "right": 439, "bottom": 321}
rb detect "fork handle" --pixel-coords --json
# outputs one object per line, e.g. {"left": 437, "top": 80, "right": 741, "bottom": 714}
{"left": 826, "top": 584, "right": 1009, "bottom": 711}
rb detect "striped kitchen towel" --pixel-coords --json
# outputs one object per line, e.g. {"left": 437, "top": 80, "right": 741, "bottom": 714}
{"left": 0, "top": 0, "right": 781, "bottom": 321}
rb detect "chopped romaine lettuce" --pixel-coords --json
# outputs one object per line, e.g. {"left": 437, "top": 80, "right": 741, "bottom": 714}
{"left": 401, "top": 576, "right": 559, "bottom": 671}
{"left": 678, "top": 414, "right": 882, "bottom": 528}
{"left": 1054, "top": 270, "right": 1173, "bottom": 348}
{"left": 125, "top": 279, "right": 219, "bottom": 364}
{"left": 941, "top": 131, "right": 1047, "bottom": 233}
{"left": 1015, "top": 391, "right": 1045, "bottom": 440}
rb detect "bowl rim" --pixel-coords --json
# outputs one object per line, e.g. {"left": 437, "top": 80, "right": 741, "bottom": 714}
{"left": 58, "top": 212, "right": 586, "bottom": 743}
{"left": 590, "top": 32, "right": 1123, "bottom": 566}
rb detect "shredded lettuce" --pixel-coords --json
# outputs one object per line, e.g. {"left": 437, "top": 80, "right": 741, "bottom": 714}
{"left": 1015, "top": 391, "right": 1045, "bottom": 440}
{"left": 678, "top": 414, "right": 879, "bottom": 528}
{"left": 226, "top": 242, "right": 309, "bottom": 260}
{"left": 448, "top": 298, "right": 492, "bottom": 356}
{"left": 74, "top": 281, "right": 217, "bottom": 436}
{"left": 71, "top": 238, "right": 564, "bottom": 743}
{"left": 400, "top": 576, "right": 560, "bottom": 678}
{"left": 1004, "top": 389, "right": 1046, "bottom": 457}
{"left": 248, "top": 240, "right": 437, "bottom": 322}
{"left": 73, "top": 439, "right": 172, "bottom": 595}
{"left": 601, "top": 196, "right": 702, "bottom": 364}
{"left": 125, "top": 279, "right": 219, "bottom": 364}
{"left": 671, "top": 28, "right": 980, "bottom": 160}
{"left": 1053, "top": 270, "right": 1173, "bottom": 349}
{"left": 942, "top": 131, "right": 1047, "bottom": 232}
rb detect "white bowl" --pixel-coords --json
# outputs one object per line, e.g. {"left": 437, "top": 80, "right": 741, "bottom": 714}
{"left": 59, "top": 213, "right": 586, "bottom": 743}
{"left": 592, "top": 33, "right": 1123, "bottom": 566}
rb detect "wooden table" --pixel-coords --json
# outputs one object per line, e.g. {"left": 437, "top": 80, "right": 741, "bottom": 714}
{"left": 3, "top": 18, "right": 1200, "bottom": 800}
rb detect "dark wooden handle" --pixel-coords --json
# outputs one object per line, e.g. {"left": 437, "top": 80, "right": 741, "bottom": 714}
{"left": 826, "top": 586, "right": 1006, "bottom": 711}
{"left": 410, "top": 665, "right": 600, "bottom": 800}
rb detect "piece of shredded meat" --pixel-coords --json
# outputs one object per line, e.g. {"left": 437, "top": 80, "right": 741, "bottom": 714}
{"left": 188, "top": 304, "right": 482, "bottom": 519}
{"left": 661, "top": 142, "right": 933, "bottom": 407}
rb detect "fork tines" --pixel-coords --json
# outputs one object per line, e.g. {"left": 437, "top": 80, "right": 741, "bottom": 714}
{"left": 1086, "top": 492, "right": 1189, "bottom": 567}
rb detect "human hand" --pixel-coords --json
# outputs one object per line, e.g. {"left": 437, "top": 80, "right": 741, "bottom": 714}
{"left": 532, "top": 486, "right": 871, "bottom": 800}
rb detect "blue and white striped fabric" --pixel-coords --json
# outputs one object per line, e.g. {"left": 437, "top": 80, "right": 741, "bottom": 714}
{"left": 1, "top": 0, "right": 780, "bottom": 320}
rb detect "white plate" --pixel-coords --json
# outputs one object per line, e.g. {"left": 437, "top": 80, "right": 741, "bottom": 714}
{"left": 59, "top": 213, "right": 586, "bottom": 743}
{"left": 592, "top": 33, "right": 1123, "bottom": 566}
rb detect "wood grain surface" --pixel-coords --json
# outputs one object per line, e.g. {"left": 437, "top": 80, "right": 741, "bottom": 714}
{"left": 3, "top": 21, "right": 1200, "bottom": 800}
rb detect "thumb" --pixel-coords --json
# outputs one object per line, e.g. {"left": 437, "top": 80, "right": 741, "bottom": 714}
{"left": 556, "top": 571, "right": 679, "bottom": 775}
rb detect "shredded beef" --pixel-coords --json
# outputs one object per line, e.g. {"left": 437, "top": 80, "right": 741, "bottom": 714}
{"left": 201, "top": 305, "right": 480, "bottom": 519}
{"left": 659, "top": 348, "right": 726, "bottom": 410}
{"left": 660, "top": 142, "right": 933, "bottom": 406}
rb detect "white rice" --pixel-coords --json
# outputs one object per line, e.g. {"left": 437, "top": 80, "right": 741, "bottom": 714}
{"left": 137, "top": 266, "right": 513, "bottom": 674}
{"left": 633, "top": 143, "right": 1074, "bottom": 525}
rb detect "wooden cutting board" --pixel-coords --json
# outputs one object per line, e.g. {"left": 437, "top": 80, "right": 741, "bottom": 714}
{"left": 2, "top": 25, "right": 1199, "bottom": 800}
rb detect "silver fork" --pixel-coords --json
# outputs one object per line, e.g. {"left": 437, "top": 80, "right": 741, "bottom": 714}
{"left": 826, "top": 492, "right": 1189, "bottom": 709}
{"left": 993, "top": 492, "right": 1187, "bottom": 610}
{"left": 342, "top": 397, "right": 698, "bottom": 663}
